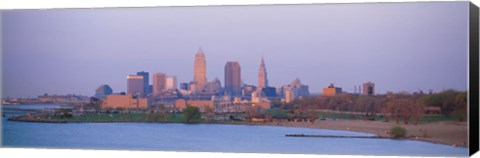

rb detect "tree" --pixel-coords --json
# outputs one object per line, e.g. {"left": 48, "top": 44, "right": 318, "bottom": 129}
{"left": 452, "top": 92, "right": 467, "bottom": 121}
{"left": 183, "top": 106, "right": 201, "bottom": 123}
{"left": 418, "top": 89, "right": 463, "bottom": 117}
{"left": 204, "top": 106, "right": 215, "bottom": 122}
{"left": 245, "top": 105, "right": 261, "bottom": 122}
{"left": 386, "top": 97, "right": 416, "bottom": 124}
{"left": 389, "top": 126, "right": 407, "bottom": 138}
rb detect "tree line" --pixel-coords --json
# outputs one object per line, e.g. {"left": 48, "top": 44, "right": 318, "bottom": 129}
{"left": 272, "top": 89, "right": 467, "bottom": 124}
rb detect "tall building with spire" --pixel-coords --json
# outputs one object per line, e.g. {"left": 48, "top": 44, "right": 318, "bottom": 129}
{"left": 194, "top": 48, "right": 207, "bottom": 92}
{"left": 258, "top": 57, "right": 268, "bottom": 89}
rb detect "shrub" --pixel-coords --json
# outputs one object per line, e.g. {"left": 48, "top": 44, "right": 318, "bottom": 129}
{"left": 389, "top": 126, "right": 407, "bottom": 138}
{"left": 183, "top": 106, "right": 201, "bottom": 123}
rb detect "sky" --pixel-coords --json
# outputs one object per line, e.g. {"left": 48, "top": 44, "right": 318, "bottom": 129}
{"left": 1, "top": 2, "right": 470, "bottom": 98}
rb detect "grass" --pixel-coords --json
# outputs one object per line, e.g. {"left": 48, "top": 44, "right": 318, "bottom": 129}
{"left": 40, "top": 109, "right": 455, "bottom": 124}
{"left": 267, "top": 109, "right": 454, "bottom": 123}
{"left": 418, "top": 115, "right": 455, "bottom": 124}
{"left": 267, "top": 109, "right": 289, "bottom": 115}
{"left": 42, "top": 112, "right": 247, "bottom": 124}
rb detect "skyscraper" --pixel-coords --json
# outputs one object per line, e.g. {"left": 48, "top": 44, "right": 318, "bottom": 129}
{"left": 194, "top": 48, "right": 207, "bottom": 92}
{"left": 153, "top": 73, "right": 167, "bottom": 96}
{"left": 166, "top": 76, "right": 178, "bottom": 90}
{"left": 224, "top": 61, "right": 242, "bottom": 96}
{"left": 258, "top": 57, "right": 268, "bottom": 89}
{"left": 136, "top": 71, "right": 149, "bottom": 95}
{"left": 127, "top": 75, "right": 144, "bottom": 96}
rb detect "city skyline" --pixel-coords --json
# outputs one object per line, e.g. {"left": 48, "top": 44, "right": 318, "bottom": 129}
{"left": 2, "top": 2, "right": 469, "bottom": 98}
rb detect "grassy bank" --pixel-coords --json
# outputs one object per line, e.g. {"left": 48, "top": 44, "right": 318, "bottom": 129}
{"left": 26, "top": 112, "right": 244, "bottom": 124}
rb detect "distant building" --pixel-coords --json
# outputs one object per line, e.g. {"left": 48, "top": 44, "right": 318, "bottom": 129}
{"left": 261, "top": 87, "right": 277, "bottom": 97}
{"left": 258, "top": 57, "right": 268, "bottom": 89}
{"left": 174, "top": 99, "right": 214, "bottom": 112}
{"left": 205, "top": 78, "right": 222, "bottom": 94}
{"left": 252, "top": 102, "right": 271, "bottom": 109}
{"left": 95, "top": 84, "right": 113, "bottom": 99}
{"left": 251, "top": 91, "right": 261, "bottom": 103}
{"left": 127, "top": 75, "right": 144, "bottom": 97}
{"left": 362, "top": 81, "right": 375, "bottom": 96}
{"left": 242, "top": 84, "right": 257, "bottom": 97}
{"left": 284, "top": 88, "right": 294, "bottom": 103}
{"left": 279, "top": 78, "right": 309, "bottom": 98}
{"left": 180, "top": 83, "right": 189, "bottom": 91}
{"left": 166, "top": 76, "right": 178, "bottom": 90}
{"left": 188, "top": 81, "right": 198, "bottom": 93}
{"left": 152, "top": 73, "right": 167, "bottom": 96}
{"left": 194, "top": 48, "right": 207, "bottom": 92}
{"left": 323, "top": 83, "right": 342, "bottom": 96}
{"left": 147, "top": 85, "right": 153, "bottom": 94}
{"left": 102, "top": 94, "right": 149, "bottom": 109}
{"left": 136, "top": 71, "right": 149, "bottom": 95}
{"left": 224, "top": 61, "right": 242, "bottom": 96}
{"left": 290, "top": 78, "right": 309, "bottom": 97}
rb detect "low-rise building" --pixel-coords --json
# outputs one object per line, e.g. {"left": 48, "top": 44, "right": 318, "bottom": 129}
{"left": 323, "top": 83, "right": 342, "bottom": 96}
{"left": 102, "top": 94, "right": 149, "bottom": 109}
{"left": 252, "top": 102, "right": 271, "bottom": 109}
{"left": 174, "top": 99, "right": 215, "bottom": 112}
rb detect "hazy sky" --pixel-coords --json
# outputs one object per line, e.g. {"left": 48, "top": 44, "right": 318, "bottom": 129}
{"left": 1, "top": 2, "right": 469, "bottom": 98}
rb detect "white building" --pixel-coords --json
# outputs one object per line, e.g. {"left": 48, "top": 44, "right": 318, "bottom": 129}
{"left": 166, "top": 76, "right": 178, "bottom": 90}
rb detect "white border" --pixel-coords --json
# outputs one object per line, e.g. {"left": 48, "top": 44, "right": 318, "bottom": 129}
{"left": 0, "top": 0, "right": 478, "bottom": 158}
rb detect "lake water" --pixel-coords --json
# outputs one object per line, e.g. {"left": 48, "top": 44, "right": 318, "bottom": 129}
{"left": 1, "top": 104, "right": 469, "bottom": 156}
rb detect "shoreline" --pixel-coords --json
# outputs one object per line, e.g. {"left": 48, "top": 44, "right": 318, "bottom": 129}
{"left": 6, "top": 115, "right": 468, "bottom": 148}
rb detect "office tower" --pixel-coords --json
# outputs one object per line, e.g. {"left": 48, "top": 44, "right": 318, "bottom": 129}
{"left": 127, "top": 75, "right": 144, "bottom": 96}
{"left": 194, "top": 48, "right": 207, "bottom": 92}
{"left": 95, "top": 84, "right": 113, "bottom": 99}
{"left": 153, "top": 73, "right": 167, "bottom": 96}
{"left": 166, "top": 76, "right": 178, "bottom": 90}
{"left": 258, "top": 57, "right": 268, "bottom": 89}
{"left": 224, "top": 61, "right": 242, "bottom": 96}
{"left": 362, "top": 81, "right": 375, "bottom": 96}
{"left": 136, "top": 71, "right": 149, "bottom": 95}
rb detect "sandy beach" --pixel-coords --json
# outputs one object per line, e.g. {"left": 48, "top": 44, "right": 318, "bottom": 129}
{"left": 261, "top": 120, "right": 468, "bottom": 147}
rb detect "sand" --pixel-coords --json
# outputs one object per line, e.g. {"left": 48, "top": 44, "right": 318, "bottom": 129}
{"left": 261, "top": 120, "right": 468, "bottom": 147}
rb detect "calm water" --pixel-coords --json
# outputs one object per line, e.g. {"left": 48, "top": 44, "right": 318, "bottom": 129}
{"left": 1, "top": 105, "right": 469, "bottom": 156}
